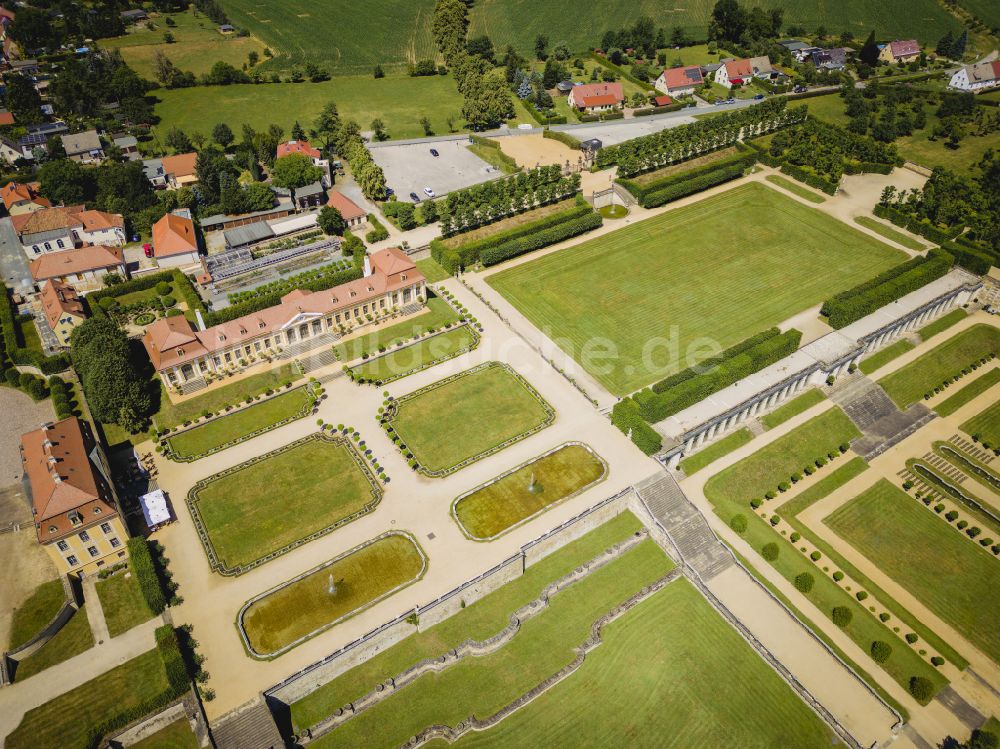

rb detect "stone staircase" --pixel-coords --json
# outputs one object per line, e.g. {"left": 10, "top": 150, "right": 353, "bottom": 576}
{"left": 299, "top": 345, "right": 338, "bottom": 374}
{"left": 635, "top": 473, "right": 734, "bottom": 581}
{"left": 277, "top": 330, "right": 341, "bottom": 361}
{"left": 177, "top": 376, "right": 207, "bottom": 395}
{"left": 211, "top": 698, "right": 283, "bottom": 749}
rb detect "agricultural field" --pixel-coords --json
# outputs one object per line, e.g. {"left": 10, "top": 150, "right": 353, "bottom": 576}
{"left": 825, "top": 479, "right": 1000, "bottom": 664}
{"left": 240, "top": 533, "right": 425, "bottom": 656}
{"left": 190, "top": 435, "right": 380, "bottom": 570}
{"left": 101, "top": 8, "right": 264, "bottom": 79}
{"left": 389, "top": 363, "right": 554, "bottom": 475}
{"left": 153, "top": 74, "right": 466, "bottom": 142}
{"left": 488, "top": 183, "right": 905, "bottom": 395}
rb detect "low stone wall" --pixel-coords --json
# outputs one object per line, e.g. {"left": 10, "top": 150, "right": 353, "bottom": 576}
{"left": 522, "top": 488, "right": 631, "bottom": 568}
{"left": 416, "top": 556, "right": 522, "bottom": 631}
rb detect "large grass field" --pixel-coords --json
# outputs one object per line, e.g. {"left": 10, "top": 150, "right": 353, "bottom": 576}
{"left": 241, "top": 533, "right": 425, "bottom": 656}
{"left": 335, "top": 294, "right": 460, "bottom": 362}
{"left": 963, "top": 399, "right": 1000, "bottom": 446}
{"left": 878, "top": 324, "right": 1000, "bottom": 408}
{"left": 454, "top": 444, "right": 607, "bottom": 539}
{"left": 13, "top": 606, "right": 93, "bottom": 681}
{"left": 390, "top": 363, "right": 554, "bottom": 475}
{"left": 102, "top": 8, "right": 264, "bottom": 79}
{"left": 153, "top": 73, "right": 466, "bottom": 142}
{"left": 488, "top": 183, "right": 905, "bottom": 395}
{"left": 353, "top": 326, "right": 477, "bottom": 383}
{"left": 439, "top": 579, "right": 834, "bottom": 749}
{"left": 7, "top": 579, "right": 64, "bottom": 651}
{"left": 191, "top": 434, "right": 379, "bottom": 571}
{"left": 825, "top": 479, "right": 1000, "bottom": 664}
{"left": 6, "top": 647, "right": 172, "bottom": 749}
{"left": 704, "top": 407, "right": 860, "bottom": 507}
{"left": 290, "top": 511, "right": 644, "bottom": 732}
{"left": 166, "top": 385, "right": 314, "bottom": 460}
{"left": 310, "top": 537, "right": 676, "bottom": 749}
{"left": 95, "top": 572, "right": 156, "bottom": 638}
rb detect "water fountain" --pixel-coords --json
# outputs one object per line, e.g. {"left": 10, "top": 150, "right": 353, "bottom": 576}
{"left": 327, "top": 573, "right": 337, "bottom": 596}
{"left": 527, "top": 471, "right": 543, "bottom": 494}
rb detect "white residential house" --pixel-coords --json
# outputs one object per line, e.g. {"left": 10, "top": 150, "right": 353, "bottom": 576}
{"left": 714, "top": 56, "right": 772, "bottom": 88}
{"left": 949, "top": 59, "right": 1000, "bottom": 91}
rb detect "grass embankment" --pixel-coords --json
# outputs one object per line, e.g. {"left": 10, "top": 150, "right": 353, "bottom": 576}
{"left": 761, "top": 389, "right": 826, "bottom": 429}
{"left": 95, "top": 572, "right": 156, "bottom": 638}
{"left": 766, "top": 174, "right": 826, "bottom": 203}
{"left": 853, "top": 216, "right": 925, "bottom": 250}
{"left": 679, "top": 429, "right": 752, "bottom": 476}
{"left": 14, "top": 607, "right": 93, "bottom": 681}
{"left": 7, "top": 579, "right": 64, "bottom": 651}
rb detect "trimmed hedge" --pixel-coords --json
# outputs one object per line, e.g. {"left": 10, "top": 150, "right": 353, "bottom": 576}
{"left": 481, "top": 211, "right": 602, "bottom": 266}
{"left": 633, "top": 328, "right": 802, "bottom": 423}
{"left": 940, "top": 241, "right": 996, "bottom": 275}
{"left": 611, "top": 398, "right": 662, "bottom": 455}
{"left": 156, "top": 624, "right": 189, "bottom": 694}
{"left": 126, "top": 536, "right": 167, "bottom": 615}
{"left": 542, "top": 128, "right": 581, "bottom": 149}
{"left": 471, "top": 135, "right": 520, "bottom": 172}
{"left": 873, "top": 204, "right": 961, "bottom": 245}
{"left": 638, "top": 158, "right": 754, "bottom": 208}
{"left": 1, "top": 286, "right": 71, "bottom": 373}
{"left": 821, "top": 249, "right": 954, "bottom": 329}
{"left": 633, "top": 101, "right": 691, "bottom": 116}
{"left": 618, "top": 145, "right": 756, "bottom": 205}
{"left": 365, "top": 214, "right": 390, "bottom": 243}
{"left": 779, "top": 163, "right": 839, "bottom": 195}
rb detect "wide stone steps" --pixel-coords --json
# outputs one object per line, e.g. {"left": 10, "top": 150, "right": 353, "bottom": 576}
{"left": 299, "top": 345, "right": 338, "bottom": 374}
{"left": 211, "top": 699, "right": 283, "bottom": 749}
{"left": 829, "top": 374, "right": 898, "bottom": 430}
{"left": 635, "top": 473, "right": 734, "bottom": 581}
{"left": 277, "top": 330, "right": 341, "bottom": 361}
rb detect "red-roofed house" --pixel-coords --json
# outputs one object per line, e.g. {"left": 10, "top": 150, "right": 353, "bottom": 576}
{"left": 949, "top": 59, "right": 1000, "bottom": 91}
{"left": 326, "top": 191, "right": 367, "bottom": 230}
{"left": 567, "top": 82, "right": 625, "bottom": 112}
{"left": 654, "top": 65, "right": 703, "bottom": 97}
{"left": 1, "top": 181, "right": 50, "bottom": 215}
{"left": 143, "top": 248, "right": 425, "bottom": 387}
{"left": 20, "top": 416, "right": 126, "bottom": 577}
{"left": 714, "top": 56, "right": 772, "bottom": 87}
{"left": 40, "top": 278, "right": 85, "bottom": 346}
{"left": 0, "top": 109, "right": 14, "bottom": 126}
{"left": 152, "top": 209, "right": 200, "bottom": 267}
{"left": 277, "top": 140, "right": 331, "bottom": 187}
{"left": 879, "top": 39, "right": 920, "bottom": 64}
{"left": 12, "top": 205, "right": 126, "bottom": 257}
{"left": 29, "top": 244, "right": 127, "bottom": 290}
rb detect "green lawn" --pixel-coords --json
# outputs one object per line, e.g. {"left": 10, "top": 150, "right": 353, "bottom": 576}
{"left": 166, "top": 386, "right": 314, "bottom": 460}
{"left": 825, "top": 479, "right": 1000, "bottom": 664}
{"left": 310, "top": 538, "right": 675, "bottom": 749}
{"left": 467, "top": 143, "right": 519, "bottom": 174}
{"left": 191, "top": 434, "right": 380, "bottom": 571}
{"left": 102, "top": 8, "right": 265, "bottom": 79}
{"left": 761, "top": 389, "right": 826, "bottom": 429}
{"left": 853, "top": 216, "right": 925, "bottom": 251}
{"left": 441, "top": 579, "right": 835, "bottom": 749}
{"left": 454, "top": 444, "right": 607, "bottom": 539}
{"left": 765, "top": 174, "right": 826, "bottom": 203}
{"left": 95, "top": 572, "right": 156, "bottom": 638}
{"left": 290, "top": 511, "right": 644, "bottom": 732}
{"left": 335, "top": 295, "right": 459, "bottom": 363}
{"left": 352, "top": 326, "right": 477, "bottom": 383}
{"left": 879, "top": 324, "right": 1000, "bottom": 407}
{"left": 860, "top": 339, "right": 914, "bottom": 375}
{"left": 241, "top": 533, "right": 425, "bottom": 657}
{"left": 679, "top": 428, "right": 752, "bottom": 475}
{"left": 16, "top": 316, "right": 44, "bottom": 356}
{"left": 704, "top": 407, "right": 861, "bottom": 507}
{"left": 130, "top": 718, "right": 200, "bottom": 749}
{"left": 937, "top": 368, "right": 1000, "bottom": 417}
{"left": 390, "top": 363, "right": 554, "bottom": 476}
{"left": 918, "top": 309, "right": 967, "bottom": 340}
{"left": 154, "top": 74, "right": 466, "bottom": 141}
{"left": 14, "top": 607, "right": 93, "bottom": 681}
{"left": 8, "top": 579, "right": 64, "bottom": 651}
{"left": 7, "top": 647, "right": 172, "bottom": 749}
{"left": 962, "top": 399, "right": 1000, "bottom": 447}
{"left": 488, "top": 183, "right": 905, "bottom": 395}
{"left": 415, "top": 258, "right": 452, "bottom": 283}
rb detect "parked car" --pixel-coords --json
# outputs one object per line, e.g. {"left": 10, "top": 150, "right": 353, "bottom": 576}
{"left": 714, "top": 98, "right": 724, "bottom": 105}
{"left": 430, "top": 148, "right": 439, "bottom": 157}
{"left": 793, "top": 85, "right": 807, "bottom": 93}
{"left": 753, "top": 93, "right": 765, "bottom": 100}
{"left": 143, "top": 243, "right": 153, "bottom": 258}
{"left": 725, "top": 98, "right": 736, "bottom": 104}
{"left": 409, "top": 191, "right": 420, "bottom": 202}
{"left": 423, "top": 186, "right": 435, "bottom": 197}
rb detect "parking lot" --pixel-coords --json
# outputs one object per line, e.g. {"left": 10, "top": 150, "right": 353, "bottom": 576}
{"left": 370, "top": 138, "right": 501, "bottom": 200}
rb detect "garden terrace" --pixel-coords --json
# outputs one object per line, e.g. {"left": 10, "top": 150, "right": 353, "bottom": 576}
{"left": 94, "top": 570, "right": 156, "bottom": 638}
{"left": 860, "top": 341, "right": 914, "bottom": 375}
{"left": 826, "top": 480, "right": 1000, "bottom": 664}
{"left": 13, "top": 606, "right": 93, "bottom": 681}
{"left": 679, "top": 429, "right": 753, "bottom": 476}
{"left": 240, "top": 532, "right": 426, "bottom": 658}
{"left": 334, "top": 292, "right": 460, "bottom": 363}
{"left": 761, "top": 389, "right": 826, "bottom": 429}
{"left": 452, "top": 443, "right": 607, "bottom": 540}
{"left": 616, "top": 144, "right": 757, "bottom": 208}
{"left": 387, "top": 362, "right": 554, "bottom": 477}
{"left": 878, "top": 324, "right": 1000, "bottom": 408}
{"left": 962, "top": 400, "right": 1000, "bottom": 448}
{"left": 488, "top": 183, "right": 906, "bottom": 395}
{"left": 165, "top": 384, "right": 317, "bottom": 461}
{"left": 187, "top": 432, "right": 382, "bottom": 574}
{"left": 351, "top": 325, "right": 478, "bottom": 385}
{"left": 937, "top": 369, "right": 1000, "bottom": 417}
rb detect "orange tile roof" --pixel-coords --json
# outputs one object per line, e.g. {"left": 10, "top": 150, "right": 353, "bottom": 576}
{"left": 0, "top": 110, "right": 15, "bottom": 126}
{"left": 660, "top": 65, "right": 703, "bottom": 90}
{"left": 20, "top": 417, "right": 119, "bottom": 543}
{"left": 29, "top": 244, "right": 124, "bottom": 282}
{"left": 160, "top": 152, "right": 198, "bottom": 179}
{"left": 277, "top": 140, "right": 322, "bottom": 160}
{"left": 579, "top": 94, "right": 619, "bottom": 107}
{"left": 1, "top": 180, "right": 48, "bottom": 210}
{"left": 724, "top": 58, "right": 754, "bottom": 78}
{"left": 325, "top": 191, "right": 366, "bottom": 221}
{"left": 570, "top": 82, "right": 624, "bottom": 107}
{"left": 152, "top": 212, "right": 198, "bottom": 257}
{"left": 77, "top": 209, "right": 124, "bottom": 232}
{"left": 40, "top": 279, "right": 84, "bottom": 329}
{"left": 11, "top": 205, "right": 85, "bottom": 235}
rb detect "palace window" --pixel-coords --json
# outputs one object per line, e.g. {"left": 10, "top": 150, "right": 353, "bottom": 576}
{"left": 67, "top": 555, "right": 79, "bottom": 567}
{"left": 254, "top": 342, "right": 262, "bottom": 352}
{"left": 224, "top": 352, "right": 232, "bottom": 363}
{"left": 110, "top": 537, "right": 121, "bottom": 549}
{"left": 100, "top": 522, "right": 112, "bottom": 534}
{"left": 87, "top": 546, "right": 98, "bottom": 558}
{"left": 69, "top": 511, "right": 83, "bottom": 526}
{"left": 57, "top": 540, "right": 69, "bottom": 552}
{"left": 79, "top": 530, "right": 90, "bottom": 542}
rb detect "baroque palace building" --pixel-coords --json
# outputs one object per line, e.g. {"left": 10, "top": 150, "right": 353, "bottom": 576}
{"left": 143, "top": 248, "right": 426, "bottom": 388}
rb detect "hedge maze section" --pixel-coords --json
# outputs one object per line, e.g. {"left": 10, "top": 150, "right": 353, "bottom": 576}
{"left": 187, "top": 433, "right": 382, "bottom": 574}
{"left": 489, "top": 183, "right": 905, "bottom": 395}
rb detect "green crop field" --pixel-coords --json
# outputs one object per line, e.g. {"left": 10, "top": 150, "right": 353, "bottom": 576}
{"left": 488, "top": 183, "right": 905, "bottom": 395}
{"left": 879, "top": 324, "right": 1000, "bottom": 408}
{"left": 191, "top": 435, "right": 379, "bottom": 570}
{"left": 825, "top": 479, "right": 1000, "bottom": 664}
{"left": 153, "top": 73, "right": 467, "bottom": 142}
{"left": 101, "top": 8, "right": 264, "bottom": 78}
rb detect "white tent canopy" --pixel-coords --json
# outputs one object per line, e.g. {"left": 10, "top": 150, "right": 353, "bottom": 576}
{"left": 140, "top": 489, "right": 171, "bottom": 527}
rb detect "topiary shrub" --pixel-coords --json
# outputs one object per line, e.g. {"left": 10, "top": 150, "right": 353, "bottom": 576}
{"left": 810, "top": 550, "right": 821, "bottom": 561}
{"left": 761, "top": 542, "right": 779, "bottom": 561}
{"left": 155, "top": 281, "right": 171, "bottom": 296}
{"left": 804, "top": 465, "right": 815, "bottom": 475}
{"left": 750, "top": 498, "right": 762, "bottom": 509}
{"left": 944, "top": 510, "right": 958, "bottom": 522}
{"left": 967, "top": 526, "right": 981, "bottom": 538}
{"left": 160, "top": 295, "right": 177, "bottom": 308}
{"left": 934, "top": 503, "right": 945, "bottom": 513}
{"left": 769, "top": 514, "right": 780, "bottom": 526}
{"left": 839, "top": 443, "right": 849, "bottom": 453}
{"left": 902, "top": 480, "right": 914, "bottom": 490}
{"left": 794, "top": 572, "right": 814, "bottom": 593}
{"left": 765, "top": 490, "right": 776, "bottom": 500}
{"left": 905, "top": 633, "right": 918, "bottom": 644}
{"left": 790, "top": 532, "right": 801, "bottom": 542}
{"left": 909, "top": 676, "right": 933, "bottom": 702}
{"left": 879, "top": 612, "right": 890, "bottom": 622}
{"left": 870, "top": 640, "right": 892, "bottom": 663}
{"left": 832, "top": 570, "right": 844, "bottom": 582}
{"left": 831, "top": 606, "right": 853, "bottom": 627}
{"left": 729, "top": 514, "right": 748, "bottom": 534}
{"left": 778, "top": 481, "right": 790, "bottom": 492}
{"left": 856, "top": 590, "right": 868, "bottom": 601}
{"left": 930, "top": 656, "right": 944, "bottom": 667}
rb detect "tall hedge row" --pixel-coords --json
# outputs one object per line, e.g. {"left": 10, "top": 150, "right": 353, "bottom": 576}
{"left": 821, "top": 249, "right": 954, "bottom": 329}
{"left": 1, "top": 285, "right": 71, "bottom": 373}
{"left": 126, "top": 536, "right": 167, "bottom": 614}
{"left": 633, "top": 328, "right": 803, "bottom": 423}
{"left": 635, "top": 156, "right": 755, "bottom": 209}
{"left": 542, "top": 128, "right": 581, "bottom": 149}
{"left": 941, "top": 242, "right": 995, "bottom": 275}
{"left": 872, "top": 204, "right": 960, "bottom": 245}
{"left": 611, "top": 398, "right": 662, "bottom": 455}
{"left": 651, "top": 328, "right": 781, "bottom": 394}
{"left": 617, "top": 146, "right": 756, "bottom": 205}
{"left": 779, "top": 163, "right": 839, "bottom": 195}
{"left": 481, "top": 211, "right": 602, "bottom": 266}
